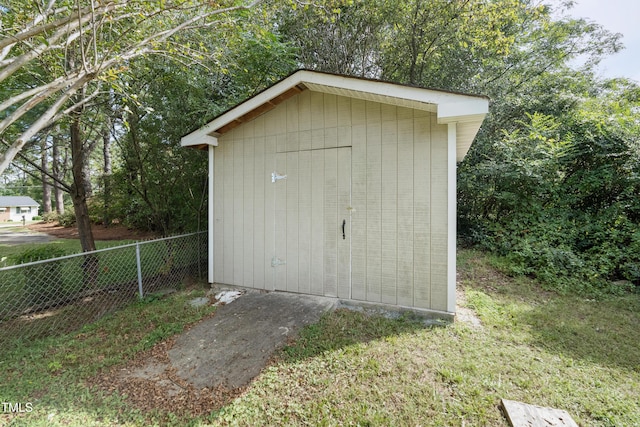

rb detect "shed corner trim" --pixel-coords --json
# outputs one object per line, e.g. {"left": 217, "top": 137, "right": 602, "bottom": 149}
{"left": 181, "top": 132, "right": 218, "bottom": 149}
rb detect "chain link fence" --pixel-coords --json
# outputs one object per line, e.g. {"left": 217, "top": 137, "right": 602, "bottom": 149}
{"left": 0, "top": 232, "right": 207, "bottom": 346}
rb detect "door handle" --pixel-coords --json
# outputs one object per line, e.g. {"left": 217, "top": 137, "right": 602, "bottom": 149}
{"left": 342, "top": 219, "right": 346, "bottom": 240}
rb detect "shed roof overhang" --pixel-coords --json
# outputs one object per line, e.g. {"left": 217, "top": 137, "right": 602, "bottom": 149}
{"left": 181, "top": 70, "right": 489, "bottom": 161}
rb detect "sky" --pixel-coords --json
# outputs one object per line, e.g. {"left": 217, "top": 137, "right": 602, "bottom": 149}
{"left": 563, "top": 0, "right": 640, "bottom": 82}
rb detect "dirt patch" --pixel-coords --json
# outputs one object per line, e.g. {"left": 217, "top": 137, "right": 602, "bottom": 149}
{"left": 456, "top": 285, "right": 483, "bottom": 328}
{"left": 91, "top": 332, "right": 245, "bottom": 416}
{"left": 28, "top": 222, "right": 158, "bottom": 241}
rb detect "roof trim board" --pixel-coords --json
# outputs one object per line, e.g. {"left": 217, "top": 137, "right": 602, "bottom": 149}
{"left": 181, "top": 70, "right": 488, "bottom": 160}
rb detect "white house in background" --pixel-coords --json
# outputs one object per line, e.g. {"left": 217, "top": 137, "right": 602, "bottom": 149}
{"left": 0, "top": 196, "right": 40, "bottom": 222}
{"left": 181, "top": 70, "right": 488, "bottom": 317}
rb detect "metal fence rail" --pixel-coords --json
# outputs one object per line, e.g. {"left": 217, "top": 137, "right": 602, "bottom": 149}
{"left": 0, "top": 232, "right": 206, "bottom": 345}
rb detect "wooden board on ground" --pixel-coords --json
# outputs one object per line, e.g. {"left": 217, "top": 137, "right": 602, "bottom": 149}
{"left": 501, "top": 399, "right": 579, "bottom": 427}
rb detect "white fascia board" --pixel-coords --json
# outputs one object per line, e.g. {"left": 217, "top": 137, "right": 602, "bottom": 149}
{"left": 437, "top": 99, "right": 489, "bottom": 124}
{"left": 438, "top": 99, "right": 488, "bottom": 161}
{"left": 181, "top": 133, "right": 218, "bottom": 147}
{"left": 301, "top": 71, "right": 485, "bottom": 111}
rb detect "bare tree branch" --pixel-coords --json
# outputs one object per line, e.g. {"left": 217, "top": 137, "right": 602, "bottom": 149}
{"left": 0, "top": 0, "right": 264, "bottom": 175}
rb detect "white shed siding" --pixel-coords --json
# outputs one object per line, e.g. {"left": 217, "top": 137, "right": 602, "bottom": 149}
{"left": 396, "top": 107, "right": 415, "bottom": 307}
{"left": 212, "top": 90, "right": 451, "bottom": 312}
{"left": 413, "top": 109, "right": 432, "bottom": 309}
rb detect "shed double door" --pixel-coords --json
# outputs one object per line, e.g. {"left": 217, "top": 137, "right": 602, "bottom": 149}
{"left": 273, "top": 147, "right": 351, "bottom": 298}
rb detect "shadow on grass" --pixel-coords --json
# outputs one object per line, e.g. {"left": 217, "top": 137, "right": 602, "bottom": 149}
{"left": 459, "top": 248, "right": 640, "bottom": 372}
{"left": 276, "top": 308, "right": 436, "bottom": 363}
{"left": 517, "top": 294, "right": 640, "bottom": 372}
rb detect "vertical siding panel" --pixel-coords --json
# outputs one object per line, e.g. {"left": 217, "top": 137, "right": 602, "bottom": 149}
{"left": 351, "top": 98, "right": 366, "bottom": 126}
{"left": 299, "top": 130, "right": 312, "bottom": 151}
{"left": 337, "top": 95, "right": 351, "bottom": 128}
{"left": 381, "top": 108, "right": 398, "bottom": 305}
{"left": 311, "top": 91, "right": 325, "bottom": 150}
{"left": 337, "top": 125, "right": 352, "bottom": 148}
{"left": 243, "top": 125, "right": 255, "bottom": 287}
{"left": 350, "top": 98, "right": 367, "bottom": 300}
{"left": 310, "top": 149, "right": 325, "bottom": 295}
{"left": 311, "top": 92, "right": 324, "bottom": 130}
{"left": 274, "top": 152, "right": 287, "bottom": 291}
{"left": 298, "top": 150, "right": 312, "bottom": 294}
{"left": 277, "top": 133, "right": 287, "bottom": 154}
{"left": 287, "top": 132, "right": 300, "bottom": 153}
{"left": 214, "top": 144, "right": 225, "bottom": 283}
{"left": 287, "top": 96, "right": 299, "bottom": 152}
{"left": 299, "top": 91, "right": 312, "bottom": 151}
{"left": 337, "top": 95, "right": 351, "bottom": 148}
{"left": 323, "top": 148, "right": 338, "bottom": 297}
{"left": 264, "top": 135, "right": 277, "bottom": 290}
{"left": 274, "top": 104, "right": 287, "bottom": 153}
{"left": 286, "top": 151, "right": 299, "bottom": 293}
{"left": 222, "top": 136, "right": 235, "bottom": 285}
{"left": 233, "top": 131, "right": 244, "bottom": 286}
{"left": 312, "top": 129, "right": 324, "bottom": 150}
{"left": 396, "top": 110, "right": 414, "bottom": 306}
{"left": 324, "top": 93, "right": 338, "bottom": 129}
{"left": 325, "top": 126, "right": 338, "bottom": 149}
{"left": 287, "top": 96, "right": 299, "bottom": 133}
{"left": 337, "top": 147, "right": 351, "bottom": 298}
{"left": 265, "top": 105, "right": 280, "bottom": 136}
{"left": 430, "top": 116, "right": 449, "bottom": 311}
{"left": 298, "top": 90, "right": 312, "bottom": 131}
{"left": 413, "top": 115, "right": 431, "bottom": 309}
{"left": 253, "top": 116, "right": 266, "bottom": 289}
{"left": 366, "top": 101, "right": 382, "bottom": 303}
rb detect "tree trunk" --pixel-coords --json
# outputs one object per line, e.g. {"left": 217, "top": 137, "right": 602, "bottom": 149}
{"left": 40, "top": 137, "right": 52, "bottom": 214}
{"left": 70, "top": 109, "right": 99, "bottom": 289}
{"left": 102, "top": 118, "right": 112, "bottom": 227}
{"left": 70, "top": 111, "right": 96, "bottom": 253}
{"left": 52, "top": 134, "right": 65, "bottom": 214}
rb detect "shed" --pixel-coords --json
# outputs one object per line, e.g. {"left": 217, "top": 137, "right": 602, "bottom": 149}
{"left": 182, "top": 70, "right": 488, "bottom": 316}
{"left": 0, "top": 196, "right": 40, "bottom": 222}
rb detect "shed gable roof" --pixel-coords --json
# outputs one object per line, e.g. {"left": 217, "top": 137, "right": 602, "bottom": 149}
{"left": 0, "top": 196, "right": 39, "bottom": 207}
{"left": 182, "top": 70, "right": 489, "bottom": 161}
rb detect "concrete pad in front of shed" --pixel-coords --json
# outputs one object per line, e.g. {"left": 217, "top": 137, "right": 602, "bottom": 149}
{"left": 167, "top": 290, "right": 337, "bottom": 390}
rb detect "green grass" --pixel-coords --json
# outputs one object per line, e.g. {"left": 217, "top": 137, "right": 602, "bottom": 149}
{"left": 217, "top": 250, "right": 640, "bottom": 426}
{"left": 0, "top": 285, "right": 216, "bottom": 427}
{"left": 0, "top": 234, "right": 206, "bottom": 337}
{"left": 1, "top": 249, "right": 638, "bottom": 426}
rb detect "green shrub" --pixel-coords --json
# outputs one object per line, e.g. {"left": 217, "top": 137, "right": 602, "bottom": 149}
{"left": 13, "top": 245, "right": 72, "bottom": 307}
{"left": 42, "top": 212, "right": 59, "bottom": 223}
{"left": 12, "top": 245, "right": 68, "bottom": 265}
{"left": 58, "top": 210, "right": 76, "bottom": 227}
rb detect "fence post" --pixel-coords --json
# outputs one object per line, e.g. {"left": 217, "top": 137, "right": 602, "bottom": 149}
{"left": 136, "top": 242, "right": 143, "bottom": 299}
{"left": 197, "top": 232, "right": 202, "bottom": 279}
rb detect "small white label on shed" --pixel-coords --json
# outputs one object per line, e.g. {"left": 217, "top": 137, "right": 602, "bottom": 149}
{"left": 271, "top": 256, "right": 286, "bottom": 267}
{"left": 271, "top": 172, "right": 287, "bottom": 183}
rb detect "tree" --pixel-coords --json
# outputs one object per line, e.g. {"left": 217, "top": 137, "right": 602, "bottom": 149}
{"left": 277, "top": 0, "right": 637, "bottom": 294}
{"left": 105, "top": 24, "right": 296, "bottom": 234}
{"left": 0, "top": 0, "right": 262, "bottom": 175}
{"left": 1, "top": 0, "right": 263, "bottom": 252}
{"left": 277, "top": 0, "right": 386, "bottom": 77}
{"left": 457, "top": 79, "right": 640, "bottom": 293}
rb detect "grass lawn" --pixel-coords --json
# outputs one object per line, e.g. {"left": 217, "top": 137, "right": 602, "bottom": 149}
{"left": 1, "top": 238, "right": 136, "bottom": 267}
{"left": 1, "top": 249, "right": 638, "bottom": 426}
